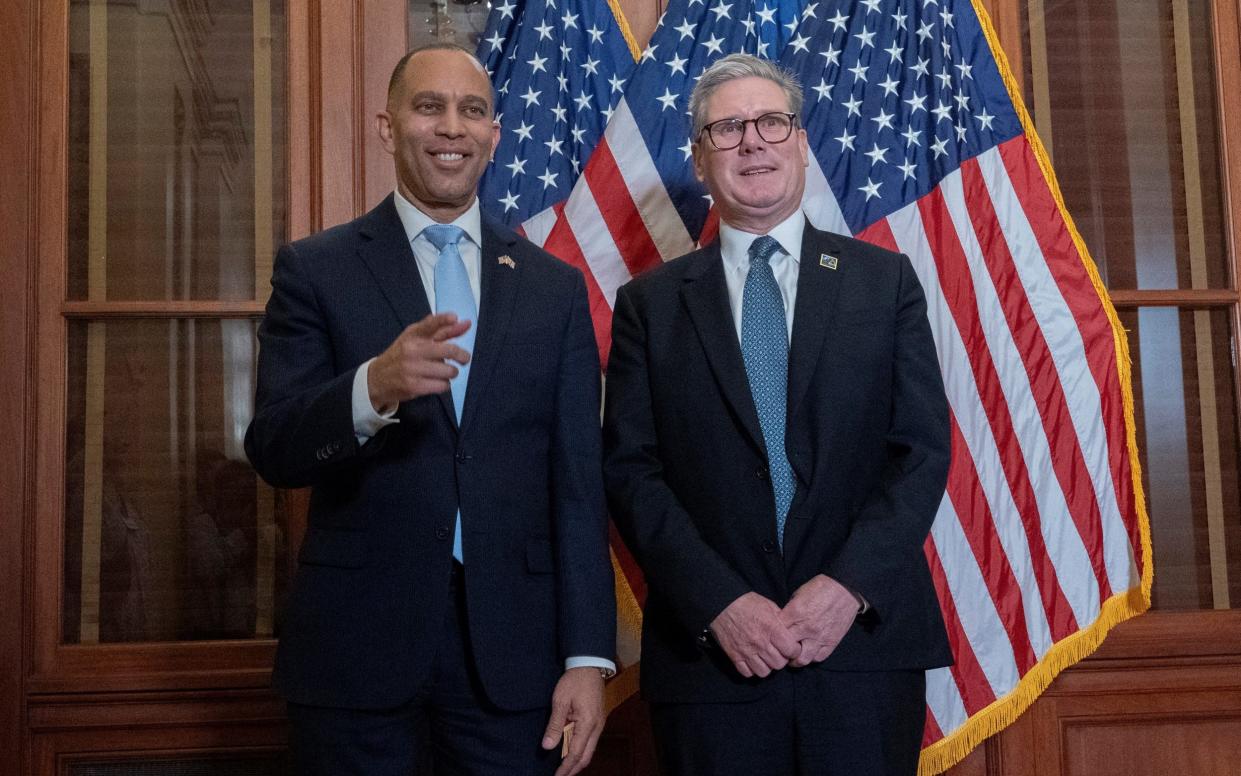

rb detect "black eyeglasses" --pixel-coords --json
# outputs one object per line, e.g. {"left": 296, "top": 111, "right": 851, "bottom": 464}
{"left": 698, "top": 112, "right": 798, "bottom": 150}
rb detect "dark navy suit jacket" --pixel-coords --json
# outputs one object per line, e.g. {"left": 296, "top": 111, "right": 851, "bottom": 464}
{"left": 603, "top": 221, "right": 952, "bottom": 704}
{"left": 246, "top": 195, "right": 615, "bottom": 711}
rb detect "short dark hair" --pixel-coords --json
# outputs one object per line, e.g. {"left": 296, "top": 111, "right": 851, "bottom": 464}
{"left": 386, "top": 43, "right": 492, "bottom": 109}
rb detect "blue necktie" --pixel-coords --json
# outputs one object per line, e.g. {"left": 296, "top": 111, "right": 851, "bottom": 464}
{"left": 423, "top": 223, "right": 475, "bottom": 563}
{"left": 740, "top": 235, "right": 795, "bottom": 548}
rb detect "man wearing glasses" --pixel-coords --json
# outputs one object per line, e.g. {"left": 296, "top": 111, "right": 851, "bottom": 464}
{"left": 603, "top": 53, "right": 952, "bottom": 775}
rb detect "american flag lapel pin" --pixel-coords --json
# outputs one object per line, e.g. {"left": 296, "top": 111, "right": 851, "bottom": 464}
{"left": 819, "top": 253, "right": 839, "bottom": 270}
{"left": 498, "top": 255, "right": 516, "bottom": 269}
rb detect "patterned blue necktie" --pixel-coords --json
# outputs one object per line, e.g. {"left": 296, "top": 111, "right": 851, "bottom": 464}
{"left": 740, "top": 235, "right": 795, "bottom": 548}
{"left": 423, "top": 223, "right": 475, "bottom": 563}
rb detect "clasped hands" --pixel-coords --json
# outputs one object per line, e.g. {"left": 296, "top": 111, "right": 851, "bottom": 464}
{"left": 709, "top": 575, "right": 860, "bottom": 679}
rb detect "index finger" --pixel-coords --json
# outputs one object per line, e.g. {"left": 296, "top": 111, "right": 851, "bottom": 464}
{"left": 406, "top": 312, "right": 466, "bottom": 339}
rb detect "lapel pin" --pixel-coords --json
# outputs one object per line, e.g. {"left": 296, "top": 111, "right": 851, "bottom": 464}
{"left": 498, "top": 255, "right": 517, "bottom": 269}
{"left": 819, "top": 253, "right": 839, "bottom": 270}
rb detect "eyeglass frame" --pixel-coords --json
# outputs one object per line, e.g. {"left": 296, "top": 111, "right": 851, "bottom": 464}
{"left": 697, "top": 111, "right": 799, "bottom": 151}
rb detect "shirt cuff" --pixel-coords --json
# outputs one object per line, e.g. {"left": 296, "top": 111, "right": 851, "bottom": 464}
{"left": 565, "top": 656, "right": 617, "bottom": 678}
{"left": 352, "top": 359, "right": 399, "bottom": 442}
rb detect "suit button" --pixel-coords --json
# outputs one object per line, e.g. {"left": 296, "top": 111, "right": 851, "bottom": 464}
{"left": 761, "top": 540, "right": 776, "bottom": 554}
{"left": 435, "top": 527, "right": 450, "bottom": 540}
{"left": 755, "top": 467, "right": 767, "bottom": 480}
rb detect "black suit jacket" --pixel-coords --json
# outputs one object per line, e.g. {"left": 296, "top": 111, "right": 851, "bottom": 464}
{"left": 246, "top": 195, "right": 615, "bottom": 711}
{"left": 603, "top": 221, "right": 952, "bottom": 704}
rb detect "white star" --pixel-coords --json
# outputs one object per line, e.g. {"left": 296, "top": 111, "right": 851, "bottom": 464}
{"left": 848, "top": 63, "right": 868, "bottom": 82}
{"left": 932, "top": 101, "right": 953, "bottom": 123}
{"left": 941, "top": 38, "right": 952, "bottom": 58}
{"left": 885, "top": 42, "right": 903, "bottom": 62}
{"left": 916, "top": 21, "right": 935, "bottom": 43}
{"left": 955, "top": 122, "right": 969, "bottom": 141}
{"left": 581, "top": 57, "right": 600, "bottom": 76}
{"left": 574, "top": 90, "right": 592, "bottom": 111}
{"left": 756, "top": 4, "right": 776, "bottom": 24}
{"left": 538, "top": 169, "right": 559, "bottom": 189}
{"left": 562, "top": 10, "right": 579, "bottom": 29}
{"left": 498, "top": 80, "right": 510, "bottom": 96}
{"left": 742, "top": 17, "right": 757, "bottom": 36}
{"left": 521, "top": 86, "right": 541, "bottom": 108}
{"left": 835, "top": 129, "right": 856, "bottom": 150}
{"left": 680, "top": 139, "right": 694, "bottom": 160}
{"left": 954, "top": 92, "right": 971, "bottom": 111}
{"left": 641, "top": 44, "right": 658, "bottom": 62}
{"left": 657, "top": 87, "right": 680, "bottom": 111}
{"left": 601, "top": 104, "right": 615, "bottom": 122}
{"left": 842, "top": 94, "right": 863, "bottom": 117}
{"left": 557, "top": 72, "right": 569, "bottom": 93}
{"left": 789, "top": 33, "right": 811, "bottom": 54}
{"left": 495, "top": 0, "right": 515, "bottom": 19}
{"left": 858, "top": 177, "right": 882, "bottom": 200}
{"left": 912, "top": 57, "right": 930, "bottom": 77}
{"left": 608, "top": 74, "right": 625, "bottom": 95}
{"left": 893, "top": 9, "right": 908, "bottom": 29}
{"left": 940, "top": 9, "right": 954, "bottom": 27}
{"left": 571, "top": 126, "right": 587, "bottom": 144}
{"left": 975, "top": 109, "right": 995, "bottom": 131}
{"left": 872, "top": 108, "right": 895, "bottom": 130}
{"left": 535, "top": 21, "right": 554, "bottom": 40}
{"left": 955, "top": 61, "right": 974, "bottom": 80}
{"left": 878, "top": 75, "right": 900, "bottom": 97}
{"left": 756, "top": 40, "right": 770, "bottom": 57}
{"left": 854, "top": 27, "right": 876, "bottom": 48}
{"left": 902, "top": 126, "right": 922, "bottom": 146}
{"left": 784, "top": 18, "right": 798, "bottom": 35}
{"left": 898, "top": 159, "right": 917, "bottom": 180}
{"left": 904, "top": 92, "right": 927, "bottom": 113}
{"left": 499, "top": 190, "right": 519, "bottom": 212}
{"left": 571, "top": 156, "right": 581, "bottom": 174}
{"left": 588, "top": 25, "right": 605, "bottom": 44}
{"left": 802, "top": 2, "right": 819, "bottom": 20}
{"left": 484, "top": 31, "right": 504, "bottom": 53}
{"left": 936, "top": 67, "right": 953, "bottom": 89}
{"left": 703, "top": 34, "right": 725, "bottom": 54}
{"left": 551, "top": 104, "right": 567, "bottom": 123}
{"left": 667, "top": 53, "right": 688, "bottom": 75}
{"left": 827, "top": 10, "right": 848, "bottom": 30}
{"left": 527, "top": 53, "right": 548, "bottom": 74}
{"left": 821, "top": 46, "right": 841, "bottom": 67}
{"left": 513, "top": 121, "right": 534, "bottom": 141}
{"left": 545, "top": 137, "right": 565, "bottom": 156}
{"left": 711, "top": 2, "right": 733, "bottom": 21}
{"left": 861, "top": 0, "right": 881, "bottom": 13}
{"left": 864, "top": 143, "right": 887, "bottom": 165}
{"left": 675, "top": 19, "right": 696, "bottom": 40}
{"left": 505, "top": 157, "right": 527, "bottom": 176}
{"left": 812, "top": 78, "right": 832, "bottom": 101}
{"left": 930, "top": 136, "right": 950, "bottom": 158}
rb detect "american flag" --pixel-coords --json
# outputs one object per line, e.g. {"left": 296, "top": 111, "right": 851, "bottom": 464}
{"left": 480, "top": 0, "right": 1152, "bottom": 772}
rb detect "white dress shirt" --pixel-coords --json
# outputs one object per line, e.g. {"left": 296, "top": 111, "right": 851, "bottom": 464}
{"left": 349, "top": 191, "right": 615, "bottom": 676}
{"left": 718, "top": 211, "right": 805, "bottom": 342}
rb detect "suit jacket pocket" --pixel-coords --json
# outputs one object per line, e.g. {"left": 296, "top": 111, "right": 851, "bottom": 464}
{"left": 299, "top": 527, "right": 367, "bottom": 568}
{"left": 526, "top": 538, "right": 555, "bottom": 574}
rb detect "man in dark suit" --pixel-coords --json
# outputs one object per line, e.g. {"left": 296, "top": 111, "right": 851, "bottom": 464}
{"left": 603, "top": 53, "right": 952, "bottom": 775}
{"left": 245, "top": 43, "right": 615, "bottom": 776}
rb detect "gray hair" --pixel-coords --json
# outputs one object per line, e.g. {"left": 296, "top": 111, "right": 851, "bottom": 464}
{"left": 689, "top": 54, "right": 803, "bottom": 137}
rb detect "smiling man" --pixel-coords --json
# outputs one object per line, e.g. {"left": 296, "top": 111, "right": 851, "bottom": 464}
{"left": 246, "top": 44, "right": 615, "bottom": 776}
{"left": 603, "top": 54, "right": 953, "bottom": 775}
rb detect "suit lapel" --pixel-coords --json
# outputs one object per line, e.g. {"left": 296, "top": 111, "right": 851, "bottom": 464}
{"left": 355, "top": 195, "right": 456, "bottom": 428}
{"left": 679, "top": 246, "right": 767, "bottom": 457}
{"left": 787, "top": 223, "right": 846, "bottom": 427}
{"left": 458, "top": 216, "right": 521, "bottom": 435}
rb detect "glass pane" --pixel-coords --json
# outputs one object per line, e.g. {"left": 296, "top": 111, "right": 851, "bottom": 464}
{"left": 67, "top": 0, "right": 288, "bottom": 301}
{"left": 1122, "top": 307, "right": 1241, "bottom": 610}
{"left": 63, "top": 319, "right": 290, "bottom": 643}
{"left": 407, "top": 0, "right": 491, "bottom": 49}
{"left": 1021, "top": 0, "right": 1229, "bottom": 291}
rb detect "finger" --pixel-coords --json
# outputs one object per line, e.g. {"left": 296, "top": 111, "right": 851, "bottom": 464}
{"left": 760, "top": 640, "right": 792, "bottom": 671}
{"left": 432, "top": 342, "right": 472, "bottom": 365}
{"left": 407, "top": 312, "right": 460, "bottom": 337}
{"left": 407, "top": 361, "right": 459, "bottom": 381}
{"left": 747, "top": 655, "right": 773, "bottom": 678}
{"left": 771, "top": 627, "right": 802, "bottom": 660}
{"left": 790, "top": 641, "right": 814, "bottom": 668}
{"left": 542, "top": 705, "right": 569, "bottom": 750}
{"left": 733, "top": 658, "right": 754, "bottom": 679}
{"left": 563, "top": 719, "right": 603, "bottom": 776}
{"left": 814, "top": 645, "right": 832, "bottom": 663}
{"left": 429, "top": 318, "right": 472, "bottom": 342}
{"left": 557, "top": 720, "right": 589, "bottom": 776}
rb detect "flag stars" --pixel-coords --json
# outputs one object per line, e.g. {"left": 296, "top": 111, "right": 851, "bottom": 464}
{"left": 859, "top": 177, "right": 882, "bottom": 200}
{"left": 675, "top": 19, "right": 696, "bottom": 40}
{"left": 561, "top": 10, "right": 579, "bottom": 29}
{"left": 526, "top": 52, "right": 548, "bottom": 74}
{"left": 860, "top": 0, "right": 882, "bottom": 13}
{"left": 789, "top": 33, "right": 811, "bottom": 54}
{"left": 545, "top": 137, "right": 565, "bottom": 156}
{"left": 827, "top": 10, "right": 848, "bottom": 31}
{"left": 941, "top": 38, "right": 952, "bottom": 58}
{"left": 680, "top": 139, "right": 694, "bottom": 160}
{"left": 667, "top": 53, "right": 689, "bottom": 75}
{"left": 703, "top": 34, "right": 725, "bottom": 54}
{"left": 905, "top": 92, "right": 927, "bottom": 113}
{"left": 898, "top": 159, "right": 918, "bottom": 180}
{"left": 534, "top": 20, "right": 554, "bottom": 40}
{"left": 842, "top": 94, "right": 863, "bottom": 116}
{"left": 916, "top": 21, "right": 935, "bottom": 43}
{"left": 954, "top": 92, "right": 971, "bottom": 111}
{"left": 551, "top": 104, "right": 567, "bottom": 123}
{"left": 936, "top": 67, "right": 953, "bottom": 89}
{"left": 802, "top": 2, "right": 819, "bottom": 20}
{"left": 940, "top": 9, "right": 954, "bottom": 27}
{"left": 836, "top": 129, "right": 856, "bottom": 150}
{"left": 560, "top": 42, "right": 573, "bottom": 60}
{"left": 711, "top": 2, "right": 733, "bottom": 21}
{"left": 902, "top": 126, "right": 922, "bottom": 146}
{"left": 587, "top": 25, "right": 605, "bottom": 44}
{"left": 538, "top": 169, "right": 559, "bottom": 190}
{"left": 955, "top": 122, "right": 969, "bottom": 142}
{"left": 864, "top": 143, "right": 887, "bottom": 166}
{"left": 756, "top": 4, "right": 776, "bottom": 25}
{"left": 821, "top": 46, "right": 842, "bottom": 67}
{"left": 885, "top": 42, "right": 903, "bottom": 63}
{"left": 505, "top": 157, "right": 527, "bottom": 176}
{"left": 893, "top": 8, "right": 907, "bottom": 30}
{"left": 641, "top": 44, "right": 658, "bottom": 62}
{"left": 872, "top": 108, "right": 895, "bottom": 130}
{"left": 608, "top": 73, "right": 625, "bottom": 94}
{"left": 513, "top": 121, "right": 534, "bottom": 141}
{"left": 574, "top": 90, "right": 593, "bottom": 111}
{"left": 657, "top": 87, "right": 680, "bottom": 111}
{"left": 848, "top": 63, "right": 868, "bottom": 82}
{"left": 484, "top": 31, "right": 504, "bottom": 53}
{"left": 812, "top": 78, "right": 832, "bottom": 101}
{"left": 878, "top": 75, "right": 899, "bottom": 97}
{"left": 912, "top": 57, "right": 931, "bottom": 77}
{"left": 521, "top": 86, "right": 541, "bottom": 108}
{"left": 495, "top": 0, "right": 515, "bottom": 19}
{"left": 499, "top": 190, "right": 519, "bottom": 212}
{"left": 854, "top": 27, "right": 877, "bottom": 48}
{"left": 955, "top": 61, "right": 974, "bottom": 80}
{"left": 571, "top": 126, "right": 587, "bottom": 144}
{"left": 930, "top": 136, "right": 950, "bottom": 158}
{"left": 580, "top": 57, "right": 600, "bottom": 76}
{"left": 975, "top": 109, "right": 996, "bottom": 131}
{"left": 932, "top": 101, "right": 953, "bottom": 123}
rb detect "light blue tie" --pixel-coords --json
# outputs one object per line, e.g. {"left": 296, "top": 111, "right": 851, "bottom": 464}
{"left": 740, "top": 235, "right": 795, "bottom": 548}
{"left": 423, "top": 223, "right": 475, "bottom": 563}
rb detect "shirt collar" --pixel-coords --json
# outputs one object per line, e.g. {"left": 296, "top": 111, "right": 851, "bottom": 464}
{"left": 392, "top": 190, "right": 483, "bottom": 249}
{"left": 719, "top": 210, "right": 805, "bottom": 273}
